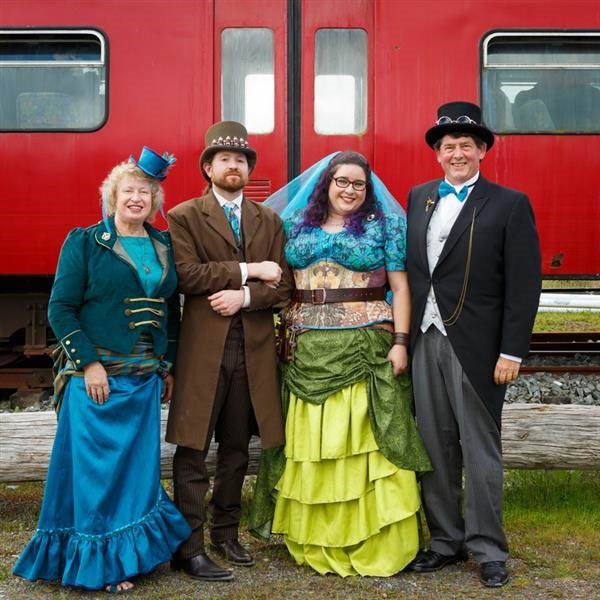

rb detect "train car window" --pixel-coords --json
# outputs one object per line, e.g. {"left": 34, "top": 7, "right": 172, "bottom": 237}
{"left": 482, "top": 32, "right": 600, "bottom": 133}
{"left": 0, "top": 30, "right": 106, "bottom": 131}
{"left": 221, "top": 28, "right": 274, "bottom": 134}
{"left": 314, "top": 29, "right": 367, "bottom": 135}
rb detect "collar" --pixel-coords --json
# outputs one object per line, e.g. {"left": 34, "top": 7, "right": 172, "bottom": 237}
{"left": 96, "top": 216, "right": 169, "bottom": 248}
{"left": 444, "top": 171, "right": 479, "bottom": 193}
{"left": 213, "top": 188, "right": 243, "bottom": 209}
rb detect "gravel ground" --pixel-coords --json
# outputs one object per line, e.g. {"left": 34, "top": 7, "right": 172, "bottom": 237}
{"left": 3, "top": 371, "right": 600, "bottom": 413}
{"left": 505, "top": 373, "right": 600, "bottom": 405}
{"left": 1, "top": 531, "right": 599, "bottom": 600}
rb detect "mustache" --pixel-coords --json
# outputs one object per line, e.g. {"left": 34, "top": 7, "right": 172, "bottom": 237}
{"left": 225, "top": 169, "right": 242, "bottom": 176}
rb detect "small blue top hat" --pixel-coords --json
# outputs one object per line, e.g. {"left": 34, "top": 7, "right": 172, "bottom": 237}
{"left": 129, "top": 146, "right": 176, "bottom": 181}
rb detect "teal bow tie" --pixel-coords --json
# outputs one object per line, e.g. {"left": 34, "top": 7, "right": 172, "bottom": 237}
{"left": 223, "top": 202, "right": 241, "bottom": 242}
{"left": 438, "top": 181, "right": 469, "bottom": 202}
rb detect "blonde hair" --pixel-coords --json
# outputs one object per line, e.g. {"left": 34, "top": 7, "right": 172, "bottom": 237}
{"left": 100, "top": 161, "right": 164, "bottom": 220}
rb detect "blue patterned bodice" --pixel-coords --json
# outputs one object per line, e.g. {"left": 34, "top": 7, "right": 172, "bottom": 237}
{"left": 284, "top": 211, "right": 407, "bottom": 271}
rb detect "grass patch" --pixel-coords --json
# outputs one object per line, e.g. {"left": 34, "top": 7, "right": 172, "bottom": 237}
{"left": 2, "top": 474, "right": 600, "bottom": 596}
{"left": 542, "top": 280, "right": 600, "bottom": 289}
{"left": 534, "top": 311, "right": 600, "bottom": 332}
{"left": 536, "top": 279, "right": 600, "bottom": 332}
{"left": 504, "top": 470, "right": 600, "bottom": 580}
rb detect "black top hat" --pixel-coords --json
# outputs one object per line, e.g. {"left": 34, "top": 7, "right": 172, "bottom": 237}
{"left": 425, "top": 101, "right": 494, "bottom": 149}
{"left": 199, "top": 121, "right": 257, "bottom": 181}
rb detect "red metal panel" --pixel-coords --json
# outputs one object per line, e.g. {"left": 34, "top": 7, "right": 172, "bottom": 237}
{"left": 0, "top": 0, "right": 215, "bottom": 275}
{"left": 373, "top": 0, "right": 600, "bottom": 276}
{"left": 0, "top": 1, "right": 599, "bottom": 277}
{"left": 300, "top": 0, "right": 374, "bottom": 169}
{"left": 214, "top": 0, "right": 288, "bottom": 196}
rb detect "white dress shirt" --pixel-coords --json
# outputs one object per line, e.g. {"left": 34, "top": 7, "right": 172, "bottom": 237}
{"left": 419, "top": 173, "right": 521, "bottom": 363}
{"left": 213, "top": 189, "right": 250, "bottom": 308}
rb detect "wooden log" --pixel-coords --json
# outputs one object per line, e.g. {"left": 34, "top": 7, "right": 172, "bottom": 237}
{"left": 1, "top": 404, "right": 599, "bottom": 483}
{"left": 500, "top": 404, "right": 600, "bottom": 469}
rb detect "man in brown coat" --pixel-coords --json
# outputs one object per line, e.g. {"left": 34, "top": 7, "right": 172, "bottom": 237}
{"left": 167, "top": 121, "right": 293, "bottom": 581}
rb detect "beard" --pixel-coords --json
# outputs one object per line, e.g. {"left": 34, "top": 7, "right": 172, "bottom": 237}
{"left": 211, "top": 170, "right": 248, "bottom": 193}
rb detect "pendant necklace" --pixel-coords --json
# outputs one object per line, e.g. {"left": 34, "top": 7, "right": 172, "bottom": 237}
{"left": 136, "top": 237, "right": 151, "bottom": 274}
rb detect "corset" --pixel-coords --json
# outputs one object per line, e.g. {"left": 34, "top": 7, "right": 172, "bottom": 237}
{"left": 283, "top": 260, "right": 393, "bottom": 329}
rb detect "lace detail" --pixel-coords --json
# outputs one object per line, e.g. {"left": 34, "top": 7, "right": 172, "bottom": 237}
{"left": 284, "top": 211, "right": 407, "bottom": 272}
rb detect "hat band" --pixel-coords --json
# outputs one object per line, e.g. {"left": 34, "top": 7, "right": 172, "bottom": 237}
{"left": 210, "top": 135, "right": 249, "bottom": 149}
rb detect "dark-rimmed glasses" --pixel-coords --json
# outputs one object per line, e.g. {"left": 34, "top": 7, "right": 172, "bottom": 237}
{"left": 332, "top": 176, "right": 367, "bottom": 192}
{"left": 435, "top": 115, "right": 477, "bottom": 125}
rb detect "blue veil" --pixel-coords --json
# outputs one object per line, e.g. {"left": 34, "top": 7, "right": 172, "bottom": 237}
{"left": 264, "top": 151, "right": 406, "bottom": 226}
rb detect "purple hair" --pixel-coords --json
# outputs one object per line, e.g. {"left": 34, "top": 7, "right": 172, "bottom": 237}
{"left": 295, "top": 151, "right": 383, "bottom": 236}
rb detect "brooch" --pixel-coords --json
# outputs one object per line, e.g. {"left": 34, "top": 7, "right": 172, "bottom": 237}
{"left": 425, "top": 196, "right": 435, "bottom": 212}
{"left": 101, "top": 232, "right": 111, "bottom": 241}
{"left": 366, "top": 213, "right": 375, "bottom": 221}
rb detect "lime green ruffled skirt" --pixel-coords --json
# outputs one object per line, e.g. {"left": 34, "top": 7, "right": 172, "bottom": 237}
{"left": 272, "top": 380, "right": 421, "bottom": 577}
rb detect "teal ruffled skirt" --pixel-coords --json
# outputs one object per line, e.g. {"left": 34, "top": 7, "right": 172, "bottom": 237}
{"left": 13, "top": 374, "right": 190, "bottom": 590}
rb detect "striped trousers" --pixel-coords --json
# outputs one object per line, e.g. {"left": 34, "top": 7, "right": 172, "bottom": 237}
{"left": 173, "top": 322, "right": 256, "bottom": 558}
{"left": 412, "top": 326, "right": 509, "bottom": 564}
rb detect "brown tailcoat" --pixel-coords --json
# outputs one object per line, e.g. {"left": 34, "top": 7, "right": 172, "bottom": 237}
{"left": 166, "top": 191, "right": 292, "bottom": 451}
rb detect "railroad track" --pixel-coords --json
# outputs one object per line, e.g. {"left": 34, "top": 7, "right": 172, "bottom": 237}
{"left": 523, "top": 332, "right": 600, "bottom": 373}
{"left": 2, "top": 332, "right": 600, "bottom": 392}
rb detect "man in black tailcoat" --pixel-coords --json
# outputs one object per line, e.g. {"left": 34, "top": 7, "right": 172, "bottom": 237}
{"left": 406, "top": 101, "right": 541, "bottom": 588}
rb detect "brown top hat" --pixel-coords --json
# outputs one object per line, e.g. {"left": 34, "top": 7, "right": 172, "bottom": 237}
{"left": 199, "top": 121, "right": 257, "bottom": 181}
{"left": 425, "top": 101, "right": 494, "bottom": 149}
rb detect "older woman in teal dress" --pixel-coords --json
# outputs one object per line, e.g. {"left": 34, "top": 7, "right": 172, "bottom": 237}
{"left": 251, "top": 151, "right": 431, "bottom": 576}
{"left": 13, "top": 148, "right": 190, "bottom": 592}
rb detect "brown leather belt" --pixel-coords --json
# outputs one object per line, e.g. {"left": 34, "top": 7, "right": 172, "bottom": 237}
{"left": 293, "top": 286, "right": 387, "bottom": 305}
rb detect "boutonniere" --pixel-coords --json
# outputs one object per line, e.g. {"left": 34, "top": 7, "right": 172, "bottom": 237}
{"left": 425, "top": 196, "right": 435, "bottom": 212}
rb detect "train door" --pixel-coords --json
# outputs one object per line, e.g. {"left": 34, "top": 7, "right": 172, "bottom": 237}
{"left": 214, "top": 0, "right": 374, "bottom": 195}
{"left": 214, "top": 0, "right": 288, "bottom": 199}
{"left": 298, "top": 0, "right": 374, "bottom": 170}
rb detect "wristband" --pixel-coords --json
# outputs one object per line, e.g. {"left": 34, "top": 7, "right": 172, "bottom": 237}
{"left": 392, "top": 332, "right": 409, "bottom": 347}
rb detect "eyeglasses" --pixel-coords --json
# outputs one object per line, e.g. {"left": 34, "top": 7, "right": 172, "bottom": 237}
{"left": 332, "top": 176, "right": 367, "bottom": 192}
{"left": 435, "top": 115, "right": 477, "bottom": 125}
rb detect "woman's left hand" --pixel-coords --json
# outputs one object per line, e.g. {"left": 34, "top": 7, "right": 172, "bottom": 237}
{"left": 387, "top": 344, "right": 408, "bottom": 377}
{"left": 161, "top": 373, "right": 174, "bottom": 402}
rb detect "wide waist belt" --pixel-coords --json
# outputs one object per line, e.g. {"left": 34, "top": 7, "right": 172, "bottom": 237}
{"left": 293, "top": 286, "right": 387, "bottom": 304}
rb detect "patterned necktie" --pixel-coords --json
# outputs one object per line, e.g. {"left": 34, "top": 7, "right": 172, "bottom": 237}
{"left": 438, "top": 180, "right": 469, "bottom": 202}
{"left": 223, "top": 202, "right": 240, "bottom": 242}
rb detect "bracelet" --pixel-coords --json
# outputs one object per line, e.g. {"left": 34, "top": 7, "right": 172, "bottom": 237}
{"left": 392, "top": 332, "right": 409, "bottom": 347}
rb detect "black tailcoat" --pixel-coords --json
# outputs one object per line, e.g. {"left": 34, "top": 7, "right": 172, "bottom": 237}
{"left": 406, "top": 176, "right": 541, "bottom": 426}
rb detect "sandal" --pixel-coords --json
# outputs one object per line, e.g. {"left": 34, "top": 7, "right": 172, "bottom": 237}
{"left": 105, "top": 581, "right": 134, "bottom": 594}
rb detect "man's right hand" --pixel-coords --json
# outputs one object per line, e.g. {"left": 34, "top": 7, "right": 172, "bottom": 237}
{"left": 247, "top": 261, "right": 282, "bottom": 286}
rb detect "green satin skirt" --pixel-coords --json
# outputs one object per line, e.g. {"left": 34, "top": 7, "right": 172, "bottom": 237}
{"left": 250, "top": 329, "right": 432, "bottom": 576}
{"left": 272, "top": 381, "right": 420, "bottom": 576}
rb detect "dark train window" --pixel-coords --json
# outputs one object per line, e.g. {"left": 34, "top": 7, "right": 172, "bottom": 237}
{"left": 314, "top": 29, "right": 367, "bottom": 135}
{"left": 482, "top": 32, "right": 600, "bottom": 133}
{"left": 0, "top": 30, "right": 107, "bottom": 131}
{"left": 221, "top": 28, "right": 274, "bottom": 134}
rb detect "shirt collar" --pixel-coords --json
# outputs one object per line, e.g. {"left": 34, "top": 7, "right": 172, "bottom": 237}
{"left": 444, "top": 171, "right": 479, "bottom": 193}
{"left": 213, "top": 188, "right": 243, "bottom": 209}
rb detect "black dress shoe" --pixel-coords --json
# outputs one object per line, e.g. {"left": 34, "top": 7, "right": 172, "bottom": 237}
{"left": 407, "top": 549, "right": 468, "bottom": 572}
{"left": 480, "top": 561, "right": 509, "bottom": 587}
{"left": 170, "top": 553, "right": 233, "bottom": 581}
{"left": 210, "top": 539, "right": 255, "bottom": 566}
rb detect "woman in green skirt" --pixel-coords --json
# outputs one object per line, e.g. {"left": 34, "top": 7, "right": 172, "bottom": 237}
{"left": 251, "top": 151, "right": 431, "bottom": 576}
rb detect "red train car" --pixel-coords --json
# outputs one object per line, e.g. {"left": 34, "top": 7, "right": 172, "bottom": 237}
{"left": 1, "top": 0, "right": 599, "bottom": 386}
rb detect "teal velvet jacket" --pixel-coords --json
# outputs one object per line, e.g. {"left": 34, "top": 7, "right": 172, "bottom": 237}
{"left": 48, "top": 218, "right": 180, "bottom": 370}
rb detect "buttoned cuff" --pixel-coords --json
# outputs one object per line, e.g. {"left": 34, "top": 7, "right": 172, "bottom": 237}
{"left": 243, "top": 286, "right": 251, "bottom": 308}
{"left": 500, "top": 353, "right": 522, "bottom": 363}
{"left": 239, "top": 263, "right": 248, "bottom": 285}
{"left": 58, "top": 329, "right": 100, "bottom": 369}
